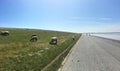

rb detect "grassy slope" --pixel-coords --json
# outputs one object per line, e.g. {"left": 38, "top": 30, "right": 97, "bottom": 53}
{"left": 44, "top": 35, "right": 80, "bottom": 71}
{"left": 0, "top": 28, "right": 80, "bottom": 71}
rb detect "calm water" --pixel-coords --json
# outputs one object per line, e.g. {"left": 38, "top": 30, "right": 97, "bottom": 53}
{"left": 92, "top": 33, "right": 120, "bottom": 41}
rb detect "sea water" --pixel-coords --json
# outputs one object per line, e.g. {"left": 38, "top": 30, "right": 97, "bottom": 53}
{"left": 92, "top": 33, "right": 120, "bottom": 41}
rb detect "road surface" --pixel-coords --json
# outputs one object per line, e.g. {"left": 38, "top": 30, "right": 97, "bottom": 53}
{"left": 59, "top": 35, "right": 120, "bottom": 71}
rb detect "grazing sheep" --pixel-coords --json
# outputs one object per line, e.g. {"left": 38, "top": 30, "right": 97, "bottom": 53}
{"left": 0, "top": 31, "right": 9, "bottom": 36}
{"left": 30, "top": 35, "right": 38, "bottom": 42}
{"left": 49, "top": 37, "right": 57, "bottom": 45}
{"left": 72, "top": 36, "right": 75, "bottom": 40}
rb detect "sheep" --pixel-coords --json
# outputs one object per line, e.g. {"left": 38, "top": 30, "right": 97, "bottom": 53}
{"left": 49, "top": 37, "right": 57, "bottom": 45}
{"left": 30, "top": 35, "right": 38, "bottom": 42}
{"left": 72, "top": 36, "right": 75, "bottom": 40}
{"left": 0, "top": 31, "right": 9, "bottom": 36}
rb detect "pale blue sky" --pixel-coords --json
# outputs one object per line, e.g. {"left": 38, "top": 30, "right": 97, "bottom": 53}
{"left": 0, "top": 0, "right": 120, "bottom": 33}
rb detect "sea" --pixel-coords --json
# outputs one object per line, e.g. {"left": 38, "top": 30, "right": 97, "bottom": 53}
{"left": 91, "top": 32, "right": 120, "bottom": 41}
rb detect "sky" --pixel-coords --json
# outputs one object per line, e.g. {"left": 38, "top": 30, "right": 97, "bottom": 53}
{"left": 0, "top": 0, "right": 120, "bottom": 33}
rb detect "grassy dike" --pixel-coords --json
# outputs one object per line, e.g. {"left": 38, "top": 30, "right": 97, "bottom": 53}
{"left": 0, "top": 28, "right": 81, "bottom": 71}
{"left": 42, "top": 35, "right": 81, "bottom": 71}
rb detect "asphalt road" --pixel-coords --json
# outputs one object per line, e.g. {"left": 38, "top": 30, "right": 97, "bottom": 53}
{"left": 59, "top": 35, "right": 120, "bottom": 71}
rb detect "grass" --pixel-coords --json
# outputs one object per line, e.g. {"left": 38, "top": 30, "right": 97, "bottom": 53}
{"left": 44, "top": 35, "right": 80, "bottom": 71}
{"left": 0, "top": 28, "right": 80, "bottom": 71}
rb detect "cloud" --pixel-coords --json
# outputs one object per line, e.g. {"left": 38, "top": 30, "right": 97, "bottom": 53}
{"left": 68, "top": 17, "right": 96, "bottom": 20}
{"left": 69, "top": 22, "right": 120, "bottom": 33}
{"left": 99, "top": 18, "right": 112, "bottom": 21}
{"left": 69, "top": 17, "right": 113, "bottom": 21}
{"left": 65, "top": 17, "right": 119, "bottom": 32}
{"left": 88, "top": 23, "right": 120, "bottom": 32}
{"left": 100, "top": 23, "right": 120, "bottom": 32}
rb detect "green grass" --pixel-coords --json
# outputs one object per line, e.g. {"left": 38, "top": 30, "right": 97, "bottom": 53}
{"left": 44, "top": 35, "right": 80, "bottom": 71}
{"left": 0, "top": 28, "right": 80, "bottom": 71}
